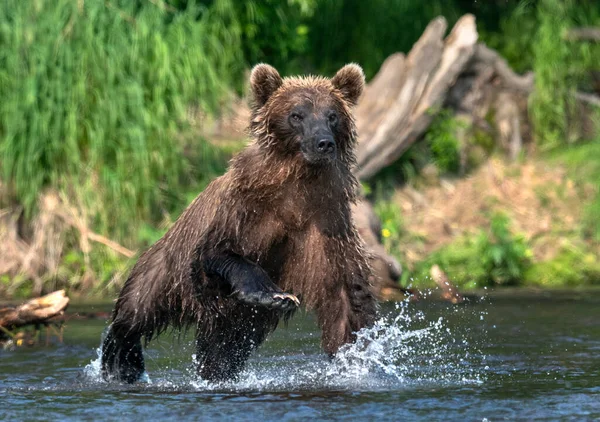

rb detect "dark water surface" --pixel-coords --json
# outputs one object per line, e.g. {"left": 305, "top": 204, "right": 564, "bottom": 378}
{"left": 2, "top": 290, "right": 600, "bottom": 421}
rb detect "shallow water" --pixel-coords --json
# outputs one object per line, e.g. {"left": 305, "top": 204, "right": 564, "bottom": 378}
{"left": 2, "top": 291, "right": 600, "bottom": 421}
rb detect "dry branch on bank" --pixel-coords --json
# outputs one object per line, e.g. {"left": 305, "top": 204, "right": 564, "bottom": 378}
{"left": 430, "top": 265, "right": 463, "bottom": 304}
{"left": 576, "top": 91, "right": 600, "bottom": 108}
{"left": 0, "top": 190, "right": 135, "bottom": 296}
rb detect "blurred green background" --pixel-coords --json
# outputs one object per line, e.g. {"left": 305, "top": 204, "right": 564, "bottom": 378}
{"left": 0, "top": 0, "right": 599, "bottom": 298}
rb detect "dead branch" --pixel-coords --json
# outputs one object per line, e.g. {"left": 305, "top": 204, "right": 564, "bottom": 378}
{"left": 430, "top": 265, "right": 463, "bottom": 304}
{"left": 565, "top": 27, "right": 600, "bottom": 42}
{"left": 471, "top": 44, "right": 534, "bottom": 93}
{"left": 576, "top": 91, "right": 600, "bottom": 108}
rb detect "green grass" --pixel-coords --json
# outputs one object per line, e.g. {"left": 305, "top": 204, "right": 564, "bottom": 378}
{"left": 425, "top": 110, "right": 465, "bottom": 175}
{"left": 0, "top": 0, "right": 242, "bottom": 242}
{"left": 549, "top": 137, "right": 600, "bottom": 242}
{"left": 406, "top": 213, "right": 532, "bottom": 289}
{"left": 524, "top": 242, "right": 600, "bottom": 287}
{"left": 529, "top": 0, "right": 600, "bottom": 148}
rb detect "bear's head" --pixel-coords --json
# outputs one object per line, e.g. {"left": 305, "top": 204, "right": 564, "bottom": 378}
{"left": 249, "top": 64, "right": 365, "bottom": 167}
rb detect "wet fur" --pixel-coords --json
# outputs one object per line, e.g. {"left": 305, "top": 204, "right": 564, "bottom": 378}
{"left": 101, "top": 64, "right": 378, "bottom": 383}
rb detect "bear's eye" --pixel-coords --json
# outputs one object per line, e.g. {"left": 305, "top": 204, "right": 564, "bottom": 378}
{"left": 328, "top": 113, "right": 338, "bottom": 125}
{"left": 290, "top": 113, "right": 303, "bottom": 123}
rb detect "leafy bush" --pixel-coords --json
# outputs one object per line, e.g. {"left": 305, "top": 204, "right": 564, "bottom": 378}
{"left": 412, "top": 213, "right": 532, "bottom": 288}
{"left": 524, "top": 243, "right": 600, "bottom": 287}
{"left": 425, "top": 110, "right": 465, "bottom": 174}
{"left": 475, "top": 213, "right": 532, "bottom": 286}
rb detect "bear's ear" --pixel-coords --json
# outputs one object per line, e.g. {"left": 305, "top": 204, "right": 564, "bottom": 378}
{"left": 250, "top": 64, "right": 283, "bottom": 108}
{"left": 331, "top": 63, "right": 365, "bottom": 106}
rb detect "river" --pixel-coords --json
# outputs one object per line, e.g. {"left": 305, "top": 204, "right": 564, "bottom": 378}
{"left": 1, "top": 290, "right": 599, "bottom": 421}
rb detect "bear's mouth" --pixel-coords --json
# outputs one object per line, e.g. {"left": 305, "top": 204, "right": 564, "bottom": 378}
{"left": 300, "top": 139, "right": 337, "bottom": 165}
{"left": 300, "top": 148, "right": 337, "bottom": 165}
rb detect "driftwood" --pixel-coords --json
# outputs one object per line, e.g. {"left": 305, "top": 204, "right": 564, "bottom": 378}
{"left": 0, "top": 290, "right": 69, "bottom": 333}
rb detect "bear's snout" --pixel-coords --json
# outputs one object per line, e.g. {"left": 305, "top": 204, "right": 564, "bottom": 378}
{"left": 316, "top": 136, "right": 336, "bottom": 155}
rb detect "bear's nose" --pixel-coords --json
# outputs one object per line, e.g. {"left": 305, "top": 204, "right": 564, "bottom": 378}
{"left": 316, "top": 137, "right": 336, "bottom": 154}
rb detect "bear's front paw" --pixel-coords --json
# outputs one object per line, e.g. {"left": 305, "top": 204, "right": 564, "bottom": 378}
{"left": 234, "top": 290, "right": 300, "bottom": 311}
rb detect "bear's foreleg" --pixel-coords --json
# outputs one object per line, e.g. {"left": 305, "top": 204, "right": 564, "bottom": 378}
{"left": 203, "top": 252, "right": 299, "bottom": 311}
{"left": 316, "top": 259, "right": 378, "bottom": 357}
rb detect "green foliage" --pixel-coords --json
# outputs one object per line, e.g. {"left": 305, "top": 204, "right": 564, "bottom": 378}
{"left": 475, "top": 213, "right": 532, "bottom": 286}
{"left": 550, "top": 137, "right": 600, "bottom": 242}
{"left": 233, "top": 0, "right": 315, "bottom": 75}
{"left": 372, "top": 187, "right": 404, "bottom": 256}
{"left": 412, "top": 213, "right": 532, "bottom": 288}
{"left": 529, "top": 0, "right": 575, "bottom": 148}
{"left": 523, "top": 243, "right": 600, "bottom": 287}
{"left": 0, "top": 0, "right": 240, "bottom": 241}
{"left": 529, "top": 0, "right": 600, "bottom": 148}
{"left": 425, "top": 110, "right": 465, "bottom": 174}
{"left": 480, "top": 0, "right": 537, "bottom": 73}
{"left": 302, "top": 0, "right": 462, "bottom": 79}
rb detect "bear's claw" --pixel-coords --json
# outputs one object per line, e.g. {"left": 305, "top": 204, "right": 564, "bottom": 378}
{"left": 234, "top": 290, "right": 300, "bottom": 311}
{"left": 272, "top": 293, "right": 300, "bottom": 306}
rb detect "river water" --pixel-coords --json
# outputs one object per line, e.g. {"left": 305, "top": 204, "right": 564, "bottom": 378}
{"left": 1, "top": 290, "right": 599, "bottom": 421}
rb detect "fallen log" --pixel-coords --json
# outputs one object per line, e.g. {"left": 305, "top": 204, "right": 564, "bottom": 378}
{"left": 0, "top": 290, "right": 69, "bottom": 333}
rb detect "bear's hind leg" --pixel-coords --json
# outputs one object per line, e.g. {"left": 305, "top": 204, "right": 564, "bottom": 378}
{"left": 101, "top": 321, "right": 145, "bottom": 383}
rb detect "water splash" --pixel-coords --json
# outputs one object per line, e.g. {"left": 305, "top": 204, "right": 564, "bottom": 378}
{"left": 83, "top": 346, "right": 103, "bottom": 381}
{"left": 325, "top": 301, "right": 485, "bottom": 388}
{"left": 84, "top": 301, "right": 486, "bottom": 391}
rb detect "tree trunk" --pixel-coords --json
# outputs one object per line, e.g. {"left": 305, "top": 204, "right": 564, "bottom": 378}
{"left": 355, "top": 15, "right": 478, "bottom": 179}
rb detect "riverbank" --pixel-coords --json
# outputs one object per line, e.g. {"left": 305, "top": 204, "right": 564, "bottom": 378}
{"left": 373, "top": 148, "right": 600, "bottom": 291}
{"left": 1, "top": 139, "right": 599, "bottom": 300}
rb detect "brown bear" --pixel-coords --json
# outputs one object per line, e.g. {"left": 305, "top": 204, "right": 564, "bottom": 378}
{"left": 101, "top": 63, "right": 378, "bottom": 383}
